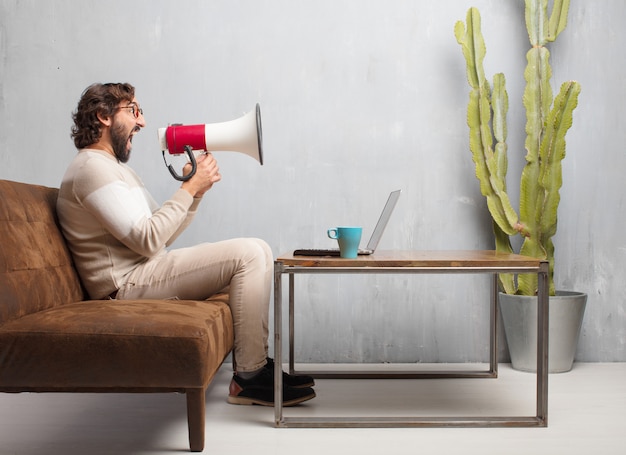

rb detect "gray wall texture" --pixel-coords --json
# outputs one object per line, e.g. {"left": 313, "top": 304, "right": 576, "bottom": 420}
{"left": 1, "top": 0, "right": 624, "bottom": 363}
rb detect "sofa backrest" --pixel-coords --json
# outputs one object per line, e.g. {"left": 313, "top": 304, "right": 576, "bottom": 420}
{"left": 0, "top": 180, "right": 85, "bottom": 325}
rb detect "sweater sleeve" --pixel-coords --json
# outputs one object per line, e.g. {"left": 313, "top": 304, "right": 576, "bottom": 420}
{"left": 74, "top": 158, "right": 196, "bottom": 258}
{"left": 165, "top": 195, "right": 203, "bottom": 247}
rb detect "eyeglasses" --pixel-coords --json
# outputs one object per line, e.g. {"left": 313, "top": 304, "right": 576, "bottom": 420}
{"left": 118, "top": 104, "right": 144, "bottom": 118}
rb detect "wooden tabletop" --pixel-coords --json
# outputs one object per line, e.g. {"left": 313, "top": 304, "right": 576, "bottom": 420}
{"left": 277, "top": 250, "right": 544, "bottom": 269}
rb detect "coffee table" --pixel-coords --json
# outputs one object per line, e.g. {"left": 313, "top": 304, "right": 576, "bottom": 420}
{"left": 273, "top": 250, "right": 549, "bottom": 428}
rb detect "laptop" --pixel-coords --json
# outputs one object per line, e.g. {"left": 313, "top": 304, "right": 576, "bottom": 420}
{"left": 293, "top": 189, "right": 401, "bottom": 256}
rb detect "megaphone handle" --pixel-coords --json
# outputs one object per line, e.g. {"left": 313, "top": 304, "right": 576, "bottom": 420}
{"left": 162, "top": 146, "right": 197, "bottom": 181}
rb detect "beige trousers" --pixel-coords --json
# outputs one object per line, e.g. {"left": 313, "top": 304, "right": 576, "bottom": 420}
{"left": 116, "top": 238, "right": 272, "bottom": 373}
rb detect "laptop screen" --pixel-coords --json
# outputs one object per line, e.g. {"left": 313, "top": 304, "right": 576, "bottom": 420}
{"left": 365, "top": 189, "right": 401, "bottom": 251}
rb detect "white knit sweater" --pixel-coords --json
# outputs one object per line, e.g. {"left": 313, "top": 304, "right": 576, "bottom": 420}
{"left": 57, "top": 149, "right": 201, "bottom": 299}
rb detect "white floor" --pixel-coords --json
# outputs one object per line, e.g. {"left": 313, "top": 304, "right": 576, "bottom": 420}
{"left": 1, "top": 363, "right": 624, "bottom": 455}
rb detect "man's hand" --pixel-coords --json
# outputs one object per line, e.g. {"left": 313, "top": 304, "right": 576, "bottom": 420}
{"left": 181, "top": 152, "right": 221, "bottom": 197}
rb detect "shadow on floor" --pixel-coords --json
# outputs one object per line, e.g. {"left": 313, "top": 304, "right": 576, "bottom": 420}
{"left": 0, "top": 383, "right": 222, "bottom": 455}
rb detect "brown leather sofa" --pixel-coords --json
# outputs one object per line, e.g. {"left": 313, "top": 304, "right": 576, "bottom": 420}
{"left": 0, "top": 179, "right": 234, "bottom": 452}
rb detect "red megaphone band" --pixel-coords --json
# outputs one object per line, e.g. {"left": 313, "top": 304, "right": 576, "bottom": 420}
{"left": 166, "top": 124, "right": 206, "bottom": 154}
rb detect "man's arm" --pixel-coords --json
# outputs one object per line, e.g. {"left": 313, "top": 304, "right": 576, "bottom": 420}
{"left": 74, "top": 158, "right": 196, "bottom": 257}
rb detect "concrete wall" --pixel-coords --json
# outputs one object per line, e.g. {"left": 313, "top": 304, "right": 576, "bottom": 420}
{"left": 1, "top": 0, "right": 624, "bottom": 362}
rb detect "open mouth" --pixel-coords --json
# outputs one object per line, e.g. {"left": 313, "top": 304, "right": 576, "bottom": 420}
{"left": 128, "top": 126, "right": 141, "bottom": 143}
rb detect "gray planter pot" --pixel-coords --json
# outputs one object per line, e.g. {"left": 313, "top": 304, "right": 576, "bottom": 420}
{"left": 499, "top": 291, "right": 587, "bottom": 373}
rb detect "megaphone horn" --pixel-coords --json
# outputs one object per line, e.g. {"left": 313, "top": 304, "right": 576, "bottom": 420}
{"left": 159, "top": 103, "right": 263, "bottom": 181}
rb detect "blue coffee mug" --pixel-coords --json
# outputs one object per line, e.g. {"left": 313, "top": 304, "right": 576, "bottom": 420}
{"left": 327, "top": 226, "right": 363, "bottom": 258}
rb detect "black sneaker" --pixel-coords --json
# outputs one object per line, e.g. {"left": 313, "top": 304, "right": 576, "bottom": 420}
{"left": 227, "top": 367, "right": 316, "bottom": 407}
{"left": 265, "top": 358, "right": 315, "bottom": 388}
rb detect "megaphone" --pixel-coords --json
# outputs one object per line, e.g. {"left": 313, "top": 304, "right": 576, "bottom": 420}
{"left": 158, "top": 103, "right": 263, "bottom": 181}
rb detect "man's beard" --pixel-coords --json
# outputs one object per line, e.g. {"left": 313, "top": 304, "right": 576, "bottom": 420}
{"left": 111, "top": 123, "right": 139, "bottom": 163}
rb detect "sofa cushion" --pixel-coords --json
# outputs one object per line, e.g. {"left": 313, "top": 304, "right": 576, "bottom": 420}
{"left": 0, "top": 180, "right": 85, "bottom": 325}
{"left": 0, "top": 294, "right": 233, "bottom": 390}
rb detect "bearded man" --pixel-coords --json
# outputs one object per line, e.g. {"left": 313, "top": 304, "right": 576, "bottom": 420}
{"left": 57, "top": 82, "right": 315, "bottom": 407}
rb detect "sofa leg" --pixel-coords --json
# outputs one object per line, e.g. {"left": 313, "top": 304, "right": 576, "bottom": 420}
{"left": 186, "top": 388, "right": 206, "bottom": 452}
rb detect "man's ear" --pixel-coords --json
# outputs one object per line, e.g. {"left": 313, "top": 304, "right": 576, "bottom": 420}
{"left": 96, "top": 110, "right": 113, "bottom": 127}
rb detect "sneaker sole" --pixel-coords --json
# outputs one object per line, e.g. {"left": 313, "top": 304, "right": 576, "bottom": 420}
{"left": 227, "top": 390, "right": 316, "bottom": 407}
{"left": 288, "top": 380, "right": 315, "bottom": 389}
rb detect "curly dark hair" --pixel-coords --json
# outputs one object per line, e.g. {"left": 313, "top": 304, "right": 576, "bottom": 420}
{"left": 71, "top": 83, "right": 136, "bottom": 149}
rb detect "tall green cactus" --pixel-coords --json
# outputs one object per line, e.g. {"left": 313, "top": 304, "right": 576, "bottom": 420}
{"left": 454, "top": 0, "right": 581, "bottom": 296}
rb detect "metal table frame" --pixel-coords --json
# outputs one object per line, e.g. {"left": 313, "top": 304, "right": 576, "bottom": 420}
{"left": 273, "top": 251, "right": 549, "bottom": 428}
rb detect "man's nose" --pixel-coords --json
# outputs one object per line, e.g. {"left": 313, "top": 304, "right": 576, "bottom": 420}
{"left": 136, "top": 112, "right": 146, "bottom": 128}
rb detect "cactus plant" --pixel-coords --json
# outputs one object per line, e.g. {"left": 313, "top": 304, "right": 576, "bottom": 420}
{"left": 454, "top": 0, "right": 581, "bottom": 296}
